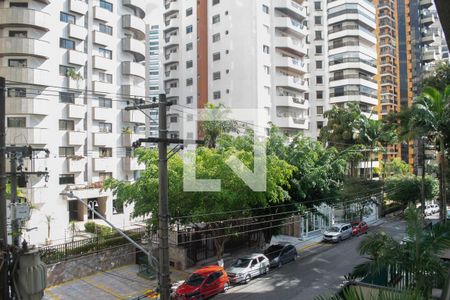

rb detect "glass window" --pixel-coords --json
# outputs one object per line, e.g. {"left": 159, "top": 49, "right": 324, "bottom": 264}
{"left": 9, "top": 31, "right": 27, "bottom": 37}
{"left": 317, "top": 121, "right": 324, "bottom": 129}
{"left": 213, "top": 52, "right": 220, "bottom": 61}
{"left": 316, "top": 60, "right": 322, "bottom": 69}
{"left": 59, "top": 65, "right": 75, "bottom": 76}
{"left": 100, "top": 0, "right": 113, "bottom": 12}
{"left": 170, "top": 116, "right": 178, "bottom": 123}
{"left": 213, "top": 91, "right": 221, "bottom": 100}
{"left": 186, "top": 60, "right": 193, "bottom": 68}
{"left": 60, "top": 12, "right": 76, "bottom": 24}
{"left": 212, "top": 14, "right": 220, "bottom": 24}
{"left": 262, "top": 5, "right": 269, "bottom": 14}
{"left": 113, "top": 199, "right": 124, "bottom": 214}
{"left": 212, "top": 33, "right": 220, "bottom": 42}
{"left": 10, "top": 2, "right": 28, "bottom": 7}
{"left": 317, "top": 106, "right": 323, "bottom": 115}
{"left": 316, "top": 90, "right": 323, "bottom": 99}
{"left": 212, "top": 0, "right": 219, "bottom": 5}
{"left": 263, "top": 45, "right": 270, "bottom": 54}
{"left": 99, "top": 97, "right": 112, "bottom": 108}
{"left": 59, "top": 119, "right": 75, "bottom": 131}
{"left": 315, "top": 45, "right": 322, "bottom": 54}
{"left": 315, "top": 31, "right": 322, "bottom": 40}
{"left": 8, "top": 59, "right": 27, "bottom": 67}
{"left": 186, "top": 42, "right": 193, "bottom": 51}
{"left": 186, "top": 96, "right": 193, "bottom": 104}
{"left": 59, "top": 174, "right": 75, "bottom": 185}
{"left": 186, "top": 25, "right": 193, "bottom": 34}
{"left": 59, "top": 147, "right": 75, "bottom": 157}
{"left": 314, "top": 16, "right": 322, "bottom": 25}
{"left": 99, "top": 72, "right": 112, "bottom": 83}
{"left": 316, "top": 76, "right": 323, "bottom": 84}
{"left": 314, "top": 2, "right": 321, "bottom": 10}
{"left": 186, "top": 8, "right": 193, "bottom": 16}
{"left": 99, "top": 122, "right": 112, "bottom": 133}
{"left": 213, "top": 72, "right": 221, "bottom": 80}
{"left": 59, "top": 92, "right": 75, "bottom": 103}
{"left": 186, "top": 78, "right": 193, "bottom": 86}
{"left": 99, "top": 23, "right": 113, "bottom": 35}
{"left": 7, "top": 88, "right": 26, "bottom": 97}
{"left": 7, "top": 117, "right": 26, "bottom": 128}
{"left": 60, "top": 38, "right": 75, "bottom": 50}
{"left": 99, "top": 147, "right": 112, "bottom": 157}
{"left": 99, "top": 172, "right": 112, "bottom": 181}
{"left": 99, "top": 48, "right": 112, "bottom": 59}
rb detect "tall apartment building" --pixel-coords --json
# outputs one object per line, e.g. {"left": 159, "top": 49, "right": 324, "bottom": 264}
{"left": 163, "top": 0, "right": 309, "bottom": 139}
{"left": 308, "top": 0, "right": 378, "bottom": 139}
{"left": 146, "top": 24, "right": 162, "bottom": 138}
{"left": 0, "top": 0, "right": 147, "bottom": 245}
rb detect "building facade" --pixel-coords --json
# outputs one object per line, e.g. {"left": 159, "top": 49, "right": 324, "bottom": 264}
{"left": 0, "top": 0, "right": 147, "bottom": 245}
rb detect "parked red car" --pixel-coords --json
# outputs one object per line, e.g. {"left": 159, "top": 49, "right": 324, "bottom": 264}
{"left": 351, "top": 221, "right": 369, "bottom": 236}
{"left": 174, "top": 265, "right": 229, "bottom": 299}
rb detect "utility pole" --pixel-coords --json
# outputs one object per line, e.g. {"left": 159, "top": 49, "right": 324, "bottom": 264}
{"left": 10, "top": 152, "right": 18, "bottom": 247}
{"left": 0, "top": 77, "right": 9, "bottom": 300}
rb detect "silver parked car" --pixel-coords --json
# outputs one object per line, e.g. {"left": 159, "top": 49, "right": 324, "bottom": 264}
{"left": 226, "top": 254, "right": 270, "bottom": 284}
{"left": 323, "top": 223, "right": 353, "bottom": 243}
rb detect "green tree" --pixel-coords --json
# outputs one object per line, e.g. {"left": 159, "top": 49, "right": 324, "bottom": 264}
{"left": 352, "top": 204, "right": 450, "bottom": 297}
{"left": 384, "top": 175, "right": 438, "bottom": 208}
{"left": 199, "top": 103, "right": 240, "bottom": 148}
{"left": 421, "top": 61, "right": 450, "bottom": 92}
{"left": 404, "top": 86, "right": 450, "bottom": 220}
{"left": 316, "top": 286, "right": 423, "bottom": 300}
{"left": 378, "top": 158, "right": 410, "bottom": 179}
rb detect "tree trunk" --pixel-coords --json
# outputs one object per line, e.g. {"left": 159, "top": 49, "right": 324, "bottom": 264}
{"left": 440, "top": 139, "right": 447, "bottom": 222}
{"left": 213, "top": 237, "right": 225, "bottom": 260}
{"left": 370, "top": 149, "right": 373, "bottom": 180}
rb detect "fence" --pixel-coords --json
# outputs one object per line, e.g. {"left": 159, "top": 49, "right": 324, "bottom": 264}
{"left": 38, "top": 227, "right": 147, "bottom": 264}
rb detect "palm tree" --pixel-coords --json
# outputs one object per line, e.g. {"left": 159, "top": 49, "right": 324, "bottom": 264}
{"left": 316, "top": 286, "right": 423, "bottom": 300}
{"left": 406, "top": 86, "right": 450, "bottom": 221}
{"left": 199, "top": 103, "right": 239, "bottom": 148}
{"left": 352, "top": 204, "right": 450, "bottom": 297}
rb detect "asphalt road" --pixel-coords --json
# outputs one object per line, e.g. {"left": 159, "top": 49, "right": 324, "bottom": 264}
{"left": 216, "top": 217, "right": 406, "bottom": 300}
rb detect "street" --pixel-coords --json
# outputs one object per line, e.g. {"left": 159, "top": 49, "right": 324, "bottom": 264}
{"left": 216, "top": 217, "right": 406, "bottom": 300}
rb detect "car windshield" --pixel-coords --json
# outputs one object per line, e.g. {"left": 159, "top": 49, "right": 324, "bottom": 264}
{"left": 186, "top": 273, "right": 206, "bottom": 287}
{"left": 328, "top": 226, "right": 340, "bottom": 232}
{"left": 264, "top": 245, "right": 283, "bottom": 259}
{"left": 232, "top": 258, "right": 252, "bottom": 268}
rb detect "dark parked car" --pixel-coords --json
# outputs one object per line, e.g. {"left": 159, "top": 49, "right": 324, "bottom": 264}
{"left": 263, "top": 244, "right": 298, "bottom": 268}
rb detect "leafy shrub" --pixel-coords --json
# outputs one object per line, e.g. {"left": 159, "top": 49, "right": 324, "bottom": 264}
{"left": 84, "top": 221, "right": 113, "bottom": 237}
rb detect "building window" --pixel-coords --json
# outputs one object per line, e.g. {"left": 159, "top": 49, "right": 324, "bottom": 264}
{"left": 264, "top": 65, "right": 270, "bottom": 74}
{"left": 212, "top": 14, "right": 220, "bottom": 24}
{"left": 317, "top": 121, "right": 324, "bottom": 129}
{"left": 315, "top": 45, "right": 322, "bottom": 54}
{"left": 186, "top": 96, "right": 193, "bottom": 104}
{"left": 113, "top": 199, "right": 124, "bottom": 215}
{"left": 59, "top": 147, "right": 75, "bottom": 157}
{"left": 99, "top": 172, "right": 112, "bottom": 181}
{"left": 99, "top": 97, "right": 112, "bottom": 108}
{"left": 59, "top": 92, "right": 75, "bottom": 103}
{"left": 99, "top": 147, "right": 112, "bottom": 157}
{"left": 99, "top": 48, "right": 112, "bottom": 59}
{"left": 8, "top": 31, "right": 27, "bottom": 37}
{"left": 316, "top": 60, "right": 322, "bottom": 69}
{"left": 263, "top": 45, "right": 270, "bottom": 54}
{"left": 213, "top": 91, "right": 221, "bottom": 100}
{"left": 213, "top": 52, "right": 221, "bottom": 61}
{"left": 262, "top": 4, "right": 269, "bottom": 14}
{"left": 99, "top": 23, "right": 113, "bottom": 35}
{"left": 59, "top": 119, "right": 75, "bottom": 131}
{"left": 316, "top": 76, "right": 323, "bottom": 84}
{"left": 212, "top": 0, "right": 220, "bottom": 5}
{"left": 315, "top": 31, "right": 322, "bottom": 40}
{"left": 212, "top": 33, "right": 220, "bottom": 42}
{"left": 60, "top": 38, "right": 75, "bottom": 50}
{"left": 99, "top": 122, "right": 112, "bottom": 133}
{"left": 59, "top": 174, "right": 75, "bottom": 185}
{"left": 100, "top": 0, "right": 113, "bottom": 12}
{"left": 314, "top": 2, "right": 321, "bottom": 10}
{"left": 60, "top": 12, "right": 76, "bottom": 24}
{"left": 213, "top": 72, "right": 221, "bottom": 80}
{"left": 170, "top": 116, "right": 178, "bottom": 123}
{"left": 59, "top": 65, "right": 75, "bottom": 77}
{"left": 10, "top": 2, "right": 28, "bottom": 7}
{"left": 99, "top": 72, "right": 113, "bottom": 83}
{"left": 316, "top": 90, "right": 323, "bottom": 99}
{"left": 186, "top": 78, "right": 193, "bottom": 86}
{"left": 7, "top": 88, "right": 26, "bottom": 97}
{"left": 186, "top": 25, "right": 193, "bottom": 34}
{"left": 186, "top": 7, "right": 193, "bottom": 16}
{"left": 8, "top": 59, "right": 27, "bottom": 68}
{"left": 314, "top": 16, "right": 322, "bottom": 25}
{"left": 186, "top": 42, "right": 193, "bottom": 51}
{"left": 7, "top": 117, "right": 26, "bottom": 128}
{"left": 186, "top": 60, "right": 193, "bottom": 68}
{"left": 317, "top": 106, "right": 324, "bottom": 115}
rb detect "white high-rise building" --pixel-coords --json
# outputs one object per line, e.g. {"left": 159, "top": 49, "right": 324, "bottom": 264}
{"left": 146, "top": 24, "right": 162, "bottom": 138}
{"left": 308, "top": 0, "right": 378, "bottom": 139}
{"left": 163, "top": 0, "right": 309, "bottom": 138}
{"left": 0, "top": 0, "right": 148, "bottom": 245}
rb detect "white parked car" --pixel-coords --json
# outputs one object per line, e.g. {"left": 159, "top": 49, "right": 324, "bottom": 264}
{"left": 226, "top": 254, "right": 270, "bottom": 284}
{"left": 323, "top": 223, "right": 353, "bottom": 243}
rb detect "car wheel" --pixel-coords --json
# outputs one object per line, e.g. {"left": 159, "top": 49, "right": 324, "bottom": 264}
{"left": 222, "top": 282, "right": 230, "bottom": 293}
{"left": 244, "top": 274, "right": 251, "bottom": 284}
{"left": 337, "top": 236, "right": 342, "bottom": 243}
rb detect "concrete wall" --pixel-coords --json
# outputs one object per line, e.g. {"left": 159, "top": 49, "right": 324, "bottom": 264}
{"left": 46, "top": 244, "right": 135, "bottom": 286}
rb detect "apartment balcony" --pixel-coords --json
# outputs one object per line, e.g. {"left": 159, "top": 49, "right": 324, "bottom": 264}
{"left": 92, "top": 81, "right": 113, "bottom": 94}
{"left": 165, "top": 0, "right": 179, "bottom": 12}
{"left": 273, "top": 116, "right": 307, "bottom": 130}
{"left": 68, "top": 49, "right": 87, "bottom": 66}
{"left": 123, "top": 157, "right": 145, "bottom": 171}
{"left": 93, "top": 30, "right": 112, "bottom": 46}
{"left": 68, "top": 104, "right": 86, "bottom": 119}
{"left": 94, "top": 158, "right": 114, "bottom": 172}
{"left": 93, "top": 55, "right": 111, "bottom": 71}
{"left": 328, "top": 27, "right": 376, "bottom": 45}
{"left": 329, "top": 60, "right": 377, "bottom": 75}
{"left": 329, "top": 92, "right": 378, "bottom": 106}
{"left": 122, "top": 37, "right": 145, "bottom": 62}
{"left": 93, "top": 6, "right": 112, "bottom": 22}
{"left": 421, "top": 14, "right": 435, "bottom": 27}
{"left": 164, "top": 34, "right": 179, "bottom": 47}
{"left": 122, "top": 61, "right": 145, "bottom": 79}
{"left": 329, "top": 75, "right": 378, "bottom": 90}
{"left": 6, "top": 97, "right": 49, "bottom": 115}
{"left": 67, "top": 158, "right": 86, "bottom": 173}
{"left": 92, "top": 107, "right": 113, "bottom": 121}
{"left": 276, "top": 56, "right": 307, "bottom": 74}
{"left": 123, "top": 110, "right": 146, "bottom": 124}
{"left": 421, "top": 31, "right": 437, "bottom": 44}
{"left": 67, "top": 77, "right": 85, "bottom": 91}
{"left": 68, "top": 23, "right": 87, "bottom": 40}
{"left": 165, "top": 17, "right": 180, "bottom": 31}
{"left": 6, "top": 128, "right": 47, "bottom": 145}
{"left": 123, "top": 0, "right": 146, "bottom": 18}
{"left": 165, "top": 69, "right": 180, "bottom": 79}
{"left": 422, "top": 48, "right": 438, "bottom": 62}
{"left": 274, "top": 37, "right": 307, "bottom": 57}
{"left": 275, "top": 17, "right": 308, "bottom": 38}
{"left": 166, "top": 87, "right": 179, "bottom": 97}
{"left": 419, "top": 0, "right": 433, "bottom": 8}
{"left": 122, "top": 133, "right": 145, "bottom": 147}
{"left": 67, "top": 131, "right": 86, "bottom": 146}
{"left": 93, "top": 132, "right": 115, "bottom": 147}
{"left": 274, "top": 0, "right": 307, "bottom": 20}
{"left": 69, "top": 0, "right": 88, "bottom": 15}
{"left": 0, "top": 66, "right": 49, "bottom": 86}
{"left": 275, "top": 75, "right": 308, "bottom": 92}
{"left": 165, "top": 52, "right": 179, "bottom": 64}
{"left": 122, "top": 85, "right": 145, "bottom": 98}
{"left": 275, "top": 96, "right": 307, "bottom": 109}
{"left": 0, "top": 8, "right": 50, "bottom": 31}
{"left": 122, "top": 14, "right": 146, "bottom": 41}
{"left": 0, "top": 37, "right": 50, "bottom": 59}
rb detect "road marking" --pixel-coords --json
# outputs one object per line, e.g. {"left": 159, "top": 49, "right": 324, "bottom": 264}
{"left": 45, "top": 290, "right": 61, "bottom": 300}
{"left": 82, "top": 277, "right": 125, "bottom": 299}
